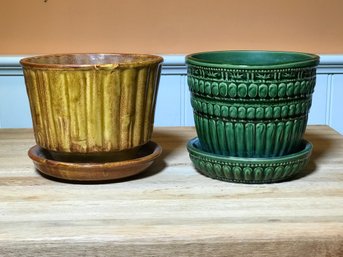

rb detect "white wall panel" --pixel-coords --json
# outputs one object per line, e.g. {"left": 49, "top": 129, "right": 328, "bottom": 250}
{"left": 329, "top": 74, "right": 343, "bottom": 134}
{"left": 154, "top": 75, "right": 182, "bottom": 126}
{"left": 184, "top": 75, "right": 195, "bottom": 126}
{"left": 307, "top": 74, "right": 328, "bottom": 125}
{"left": 0, "top": 76, "right": 32, "bottom": 128}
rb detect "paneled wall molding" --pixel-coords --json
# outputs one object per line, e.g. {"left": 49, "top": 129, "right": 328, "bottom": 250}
{"left": 160, "top": 55, "right": 187, "bottom": 75}
{"left": 1, "top": 54, "right": 343, "bottom": 75}
{"left": 0, "top": 56, "right": 26, "bottom": 76}
{"left": 0, "top": 54, "right": 343, "bottom": 133}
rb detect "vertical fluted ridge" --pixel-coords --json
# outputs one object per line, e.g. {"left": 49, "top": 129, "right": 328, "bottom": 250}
{"left": 24, "top": 63, "right": 161, "bottom": 153}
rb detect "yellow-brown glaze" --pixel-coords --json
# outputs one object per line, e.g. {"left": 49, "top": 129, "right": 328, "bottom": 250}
{"left": 21, "top": 53, "right": 163, "bottom": 154}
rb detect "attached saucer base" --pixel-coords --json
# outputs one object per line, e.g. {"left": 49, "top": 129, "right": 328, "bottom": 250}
{"left": 28, "top": 141, "right": 162, "bottom": 182}
{"left": 187, "top": 137, "right": 313, "bottom": 184}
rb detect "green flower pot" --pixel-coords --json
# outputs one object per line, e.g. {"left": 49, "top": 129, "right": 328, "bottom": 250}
{"left": 186, "top": 50, "right": 319, "bottom": 157}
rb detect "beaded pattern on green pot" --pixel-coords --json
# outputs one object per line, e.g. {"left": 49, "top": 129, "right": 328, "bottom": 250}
{"left": 187, "top": 65, "right": 316, "bottom": 157}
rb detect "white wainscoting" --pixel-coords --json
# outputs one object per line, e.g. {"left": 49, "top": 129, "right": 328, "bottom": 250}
{"left": 0, "top": 55, "right": 343, "bottom": 134}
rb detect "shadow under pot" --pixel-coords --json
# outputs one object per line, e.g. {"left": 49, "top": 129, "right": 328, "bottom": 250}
{"left": 186, "top": 50, "right": 319, "bottom": 158}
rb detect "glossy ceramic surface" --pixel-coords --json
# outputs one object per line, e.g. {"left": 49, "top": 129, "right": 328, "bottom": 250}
{"left": 186, "top": 50, "right": 319, "bottom": 157}
{"left": 28, "top": 141, "right": 162, "bottom": 182}
{"left": 21, "top": 53, "right": 163, "bottom": 156}
{"left": 187, "top": 137, "right": 312, "bottom": 184}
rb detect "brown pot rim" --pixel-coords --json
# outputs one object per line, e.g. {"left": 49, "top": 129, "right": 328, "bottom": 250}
{"left": 20, "top": 53, "right": 164, "bottom": 70}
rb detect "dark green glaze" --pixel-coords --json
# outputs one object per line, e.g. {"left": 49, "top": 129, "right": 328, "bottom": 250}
{"left": 186, "top": 50, "right": 319, "bottom": 69}
{"left": 187, "top": 137, "right": 312, "bottom": 184}
{"left": 194, "top": 113, "right": 307, "bottom": 157}
{"left": 186, "top": 50, "right": 319, "bottom": 157}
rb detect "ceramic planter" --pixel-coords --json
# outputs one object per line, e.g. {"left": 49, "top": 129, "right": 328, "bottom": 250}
{"left": 186, "top": 50, "right": 319, "bottom": 157}
{"left": 21, "top": 53, "right": 163, "bottom": 162}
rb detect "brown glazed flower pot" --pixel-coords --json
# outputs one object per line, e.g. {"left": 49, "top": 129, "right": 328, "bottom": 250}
{"left": 21, "top": 53, "right": 163, "bottom": 163}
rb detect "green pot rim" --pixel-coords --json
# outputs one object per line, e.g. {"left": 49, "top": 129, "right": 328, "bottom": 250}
{"left": 187, "top": 137, "right": 312, "bottom": 163}
{"left": 186, "top": 50, "right": 319, "bottom": 69}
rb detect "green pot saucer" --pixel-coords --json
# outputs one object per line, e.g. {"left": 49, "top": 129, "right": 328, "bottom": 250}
{"left": 187, "top": 137, "right": 313, "bottom": 184}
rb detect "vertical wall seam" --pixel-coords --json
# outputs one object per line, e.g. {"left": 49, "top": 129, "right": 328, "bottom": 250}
{"left": 0, "top": 83, "right": 2, "bottom": 127}
{"left": 325, "top": 74, "right": 333, "bottom": 126}
{"left": 180, "top": 75, "right": 185, "bottom": 126}
{"left": 0, "top": 77, "right": 3, "bottom": 128}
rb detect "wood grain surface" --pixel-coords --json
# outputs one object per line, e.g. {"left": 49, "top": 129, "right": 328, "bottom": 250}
{"left": 0, "top": 126, "right": 342, "bottom": 257}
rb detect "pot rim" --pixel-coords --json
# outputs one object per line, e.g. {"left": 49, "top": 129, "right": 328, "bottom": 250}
{"left": 186, "top": 50, "right": 319, "bottom": 69}
{"left": 20, "top": 53, "right": 164, "bottom": 69}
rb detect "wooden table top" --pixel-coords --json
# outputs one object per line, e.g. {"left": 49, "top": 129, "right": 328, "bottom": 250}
{"left": 0, "top": 126, "right": 342, "bottom": 257}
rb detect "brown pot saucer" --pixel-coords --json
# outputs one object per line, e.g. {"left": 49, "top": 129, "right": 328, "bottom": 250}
{"left": 28, "top": 141, "right": 162, "bottom": 182}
